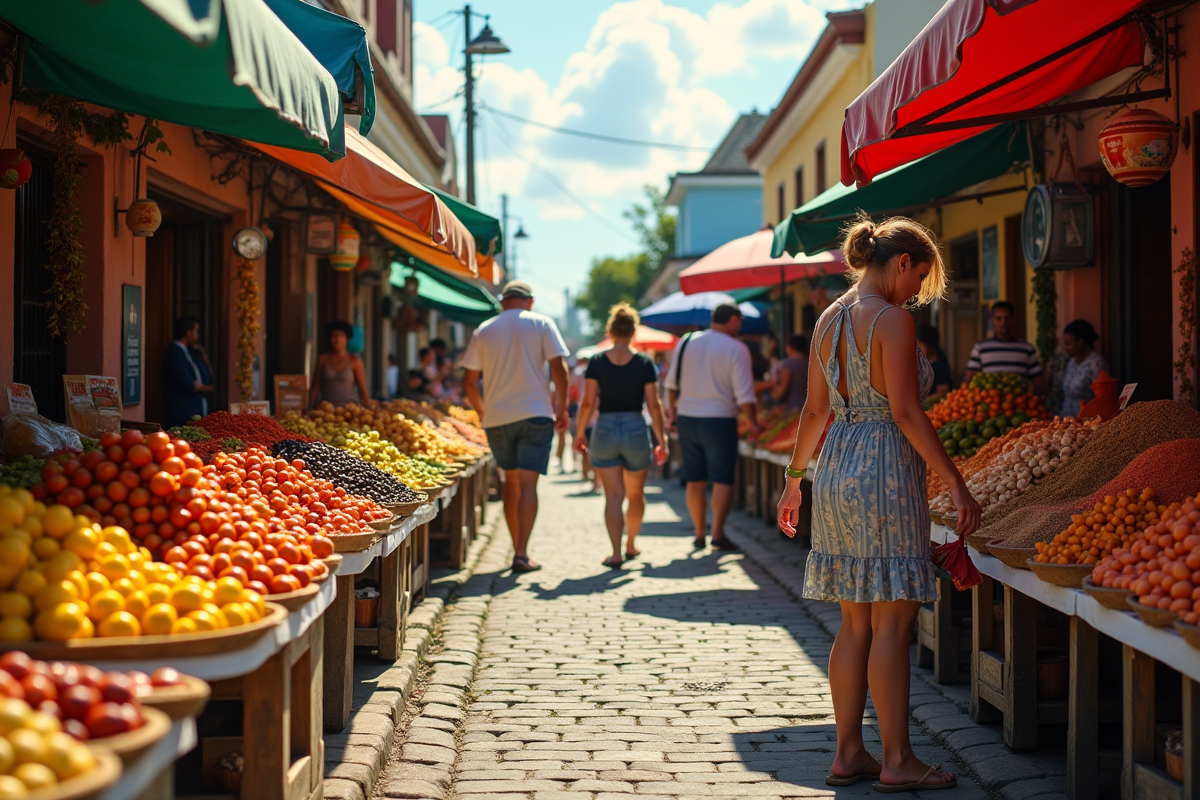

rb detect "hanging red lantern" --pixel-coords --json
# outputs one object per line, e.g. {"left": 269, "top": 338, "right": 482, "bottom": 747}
{"left": 0, "top": 148, "right": 32, "bottom": 190}
{"left": 124, "top": 198, "right": 162, "bottom": 237}
{"left": 355, "top": 254, "right": 371, "bottom": 272}
{"left": 1098, "top": 109, "right": 1178, "bottom": 187}
{"left": 329, "top": 222, "right": 360, "bottom": 271}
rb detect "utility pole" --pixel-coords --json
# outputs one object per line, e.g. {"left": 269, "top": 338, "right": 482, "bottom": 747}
{"left": 463, "top": 5, "right": 476, "bottom": 205}
{"left": 500, "top": 193, "right": 509, "bottom": 280}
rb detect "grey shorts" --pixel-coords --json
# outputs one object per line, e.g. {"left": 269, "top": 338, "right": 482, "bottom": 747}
{"left": 590, "top": 411, "right": 651, "bottom": 471}
{"left": 486, "top": 416, "right": 555, "bottom": 474}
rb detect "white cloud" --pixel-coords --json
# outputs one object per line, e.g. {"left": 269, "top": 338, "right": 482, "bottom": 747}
{"left": 539, "top": 205, "right": 586, "bottom": 221}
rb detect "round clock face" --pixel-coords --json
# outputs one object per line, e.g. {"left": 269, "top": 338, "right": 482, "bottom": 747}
{"left": 233, "top": 227, "right": 267, "bottom": 260}
{"left": 1022, "top": 186, "right": 1049, "bottom": 268}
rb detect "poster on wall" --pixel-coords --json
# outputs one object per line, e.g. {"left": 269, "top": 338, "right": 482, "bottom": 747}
{"left": 122, "top": 285, "right": 142, "bottom": 405}
{"left": 305, "top": 212, "right": 337, "bottom": 254}
{"left": 274, "top": 375, "right": 307, "bottom": 417}
{"left": 230, "top": 401, "right": 271, "bottom": 416}
{"left": 2, "top": 383, "right": 37, "bottom": 416}
{"left": 981, "top": 225, "right": 1000, "bottom": 301}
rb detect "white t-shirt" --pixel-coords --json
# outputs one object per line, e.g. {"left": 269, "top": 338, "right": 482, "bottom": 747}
{"left": 460, "top": 309, "right": 570, "bottom": 428}
{"left": 664, "top": 330, "right": 755, "bottom": 418}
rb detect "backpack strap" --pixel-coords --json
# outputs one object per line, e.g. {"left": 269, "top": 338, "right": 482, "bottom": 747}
{"left": 669, "top": 331, "right": 696, "bottom": 392}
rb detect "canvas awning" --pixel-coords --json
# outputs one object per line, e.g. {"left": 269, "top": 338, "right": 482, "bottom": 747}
{"left": 841, "top": 0, "right": 1154, "bottom": 186}
{"left": 263, "top": 0, "right": 376, "bottom": 135}
{"left": 678, "top": 228, "right": 844, "bottom": 295}
{"left": 776, "top": 122, "right": 1030, "bottom": 256}
{"left": 250, "top": 128, "right": 479, "bottom": 277}
{"left": 390, "top": 261, "right": 500, "bottom": 327}
{"left": 2, "top": 0, "right": 345, "bottom": 160}
{"left": 428, "top": 185, "right": 503, "bottom": 256}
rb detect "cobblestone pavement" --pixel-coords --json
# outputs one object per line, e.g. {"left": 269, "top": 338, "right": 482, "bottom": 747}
{"left": 379, "top": 473, "right": 1069, "bottom": 800}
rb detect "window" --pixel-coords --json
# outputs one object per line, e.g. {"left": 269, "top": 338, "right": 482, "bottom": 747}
{"left": 815, "top": 141, "right": 827, "bottom": 196}
{"left": 377, "top": 0, "right": 396, "bottom": 53}
{"left": 776, "top": 183, "right": 785, "bottom": 225}
{"left": 793, "top": 166, "right": 804, "bottom": 210}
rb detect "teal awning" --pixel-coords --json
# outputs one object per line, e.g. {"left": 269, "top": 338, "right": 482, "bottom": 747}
{"left": 263, "top": 0, "right": 375, "bottom": 135}
{"left": 773, "top": 123, "right": 1029, "bottom": 256}
{"left": 427, "top": 185, "right": 503, "bottom": 255}
{"left": 390, "top": 260, "right": 500, "bottom": 327}
{"left": 2, "top": 0, "right": 345, "bottom": 160}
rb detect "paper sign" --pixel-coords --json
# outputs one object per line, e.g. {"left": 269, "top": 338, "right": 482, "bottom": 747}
{"left": 86, "top": 376, "right": 122, "bottom": 435}
{"left": 63, "top": 377, "right": 97, "bottom": 436}
{"left": 1118, "top": 383, "right": 1138, "bottom": 411}
{"left": 230, "top": 402, "right": 271, "bottom": 416}
{"left": 3, "top": 383, "right": 37, "bottom": 416}
{"left": 274, "top": 375, "right": 307, "bottom": 417}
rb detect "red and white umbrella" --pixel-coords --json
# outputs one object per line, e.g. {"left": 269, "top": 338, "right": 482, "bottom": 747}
{"left": 575, "top": 325, "right": 679, "bottom": 360}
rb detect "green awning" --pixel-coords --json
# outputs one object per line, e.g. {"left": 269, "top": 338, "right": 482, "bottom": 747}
{"left": 773, "top": 122, "right": 1029, "bottom": 256}
{"left": 263, "top": 0, "right": 375, "bottom": 135}
{"left": 2, "top": 0, "right": 345, "bottom": 160}
{"left": 427, "top": 185, "right": 503, "bottom": 255}
{"left": 729, "top": 286, "right": 770, "bottom": 302}
{"left": 390, "top": 260, "right": 500, "bottom": 327}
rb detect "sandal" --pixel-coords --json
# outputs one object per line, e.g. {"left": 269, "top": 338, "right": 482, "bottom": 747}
{"left": 692, "top": 537, "right": 706, "bottom": 550}
{"left": 711, "top": 537, "right": 740, "bottom": 551}
{"left": 825, "top": 770, "right": 881, "bottom": 786}
{"left": 624, "top": 548, "right": 641, "bottom": 559}
{"left": 511, "top": 556, "right": 542, "bottom": 573}
{"left": 601, "top": 556, "right": 623, "bottom": 568}
{"left": 872, "top": 764, "right": 957, "bottom": 793}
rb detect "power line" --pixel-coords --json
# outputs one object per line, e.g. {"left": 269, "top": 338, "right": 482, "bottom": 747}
{"left": 484, "top": 111, "right": 640, "bottom": 246}
{"left": 418, "top": 89, "right": 462, "bottom": 113}
{"left": 479, "top": 104, "right": 714, "bottom": 152}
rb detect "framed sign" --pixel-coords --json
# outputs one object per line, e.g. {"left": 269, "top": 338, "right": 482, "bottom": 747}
{"left": 230, "top": 401, "right": 271, "bottom": 416}
{"left": 122, "top": 285, "right": 142, "bottom": 405}
{"left": 305, "top": 212, "right": 338, "bottom": 254}
{"left": 981, "top": 225, "right": 999, "bottom": 301}
{"left": 274, "top": 375, "right": 307, "bottom": 417}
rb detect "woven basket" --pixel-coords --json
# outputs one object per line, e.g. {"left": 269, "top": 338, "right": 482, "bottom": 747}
{"left": 368, "top": 514, "right": 395, "bottom": 533}
{"left": 1027, "top": 559, "right": 1094, "bottom": 588}
{"left": 987, "top": 543, "right": 1037, "bottom": 570}
{"left": 1174, "top": 619, "right": 1200, "bottom": 649}
{"left": 385, "top": 496, "right": 429, "bottom": 517}
{"left": 1081, "top": 577, "right": 1132, "bottom": 610}
{"left": 966, "top": 533, "right": 995, "bottom": 554}
{"left": 1128, "top": 595, "right": 1178, "bottom": 628}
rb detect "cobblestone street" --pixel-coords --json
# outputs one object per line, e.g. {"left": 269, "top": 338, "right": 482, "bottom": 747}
{"left": 364, "top": 471, "right": 1071, "bottom": 800}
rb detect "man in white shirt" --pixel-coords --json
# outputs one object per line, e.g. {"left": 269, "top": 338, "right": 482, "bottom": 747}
{"left": 665, "top": 303, "right": 762, "bottom": 550}
{"left": 462, "top": 281, "right": 570, "bottom": 572}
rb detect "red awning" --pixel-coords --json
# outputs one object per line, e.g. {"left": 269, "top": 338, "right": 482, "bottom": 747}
{"left": 596, "top": 326, "right": 679, "bottom": 353}
{"left": 678, "top": 229, "right": 844, "bottom": 295}
{"left": 249, "top": 128, "right": 480, "bottom": 277}
{"left": 841, "top": 0, "right": 1152, "bottom": 187}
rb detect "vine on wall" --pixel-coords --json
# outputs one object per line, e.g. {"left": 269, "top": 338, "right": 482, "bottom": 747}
{"left": 235, "top": 258, "right": 261, "bottom": 400}
{"left": 1030, "top": 268, "right": 1058, "bottom": 367}
{"left": 1176, "top": 248, "right": 1196, "bottom": 406}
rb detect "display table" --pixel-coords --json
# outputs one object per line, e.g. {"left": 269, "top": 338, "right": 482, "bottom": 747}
{"left": 98, "top": 715, "right": 197, "bottom": 800}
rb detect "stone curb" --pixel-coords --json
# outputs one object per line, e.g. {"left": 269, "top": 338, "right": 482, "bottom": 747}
{"left": 725, "top": 512, "right": 1065, "bottom": 799}
{"left": 323, "top": 507, "right": 507, "bottom": 800}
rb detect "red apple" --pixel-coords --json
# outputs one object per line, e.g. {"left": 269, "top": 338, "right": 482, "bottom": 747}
{"left": 60, "top": 685, "right": 102, "bottom": 721}
{"left": 98, "top": 674, "right": 135, "bottom": 705}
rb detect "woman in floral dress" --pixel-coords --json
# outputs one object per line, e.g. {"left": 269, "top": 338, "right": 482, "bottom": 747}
{"left": 777, "top": 215, "right": 980, "bottom": 793}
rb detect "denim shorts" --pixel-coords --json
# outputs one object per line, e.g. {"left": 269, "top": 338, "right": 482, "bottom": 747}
{"left": 677, "top": 415, "right": 738, "bottom": 485}
{"left": 589, "top": 411, "right": 652, "bottom": 471}
{"left": 485, "top": 416, "right": 555, "bottom": 474}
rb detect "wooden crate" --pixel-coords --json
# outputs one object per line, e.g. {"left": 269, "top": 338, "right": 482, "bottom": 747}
{"left": 1122, "top": 645, "right": 1200, "bottom": 800}
{"left": 918, "top": 575, "right": 968, "bottom": 684}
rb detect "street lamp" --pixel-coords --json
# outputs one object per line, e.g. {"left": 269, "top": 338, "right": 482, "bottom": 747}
{"left": 463, "top": 6, "right": 510, "bottom": 205}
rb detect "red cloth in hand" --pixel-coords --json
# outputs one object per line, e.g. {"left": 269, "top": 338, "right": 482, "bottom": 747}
{"left": 932, "top": 536, "right": 982, "bottom": 591}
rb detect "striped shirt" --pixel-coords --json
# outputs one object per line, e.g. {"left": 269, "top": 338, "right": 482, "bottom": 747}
{"left": 966, "top": 338, "right": 1042, "bottom": 376}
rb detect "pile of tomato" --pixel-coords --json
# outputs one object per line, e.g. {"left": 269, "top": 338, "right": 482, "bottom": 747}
{"left": 926, "top": 385, "right": 1047, "bottom": 429}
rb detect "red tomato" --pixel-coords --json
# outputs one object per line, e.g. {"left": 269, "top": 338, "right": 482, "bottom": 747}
{"left": 219, "top": 566, "right": 249, "bottom": 585}
{"left": 58, "top": 487, "right": 86, "bottom": 509}
{"left": 44, "top": 473, "right": 69, "bottom": 495}
{"left": 146, "top": 432, "right": 171, "bottom": 449}
{"left": 72, "top": 469, "right": 94, "bottom": 490}
{"left": 98, "top": 432, "right": 122, "bottom": 449}
{"left": 104, "top": 445, "right": 125, "bottom": 464}
{"left": 269, "top": 574, "right": 302, "bottom": 594}
{"left": 120, "top": 429, "right": 145, "bottom": 449}
{"left": 149, "top": 472, "right": 175, "bottom": 497}
{"left": 127, "top": 445, "right": 153, "bottom": 468}
{"left": 288, "top": 564, "right": 313, "bottom": 588}
{"left": 105, "top": 483, "right": 128, "bottom": 504}
{"left": 161, "top": 457, "right": 185, "bottom": 476}
{"left": 118, "top": 470, "right": 140, "bottom": 490}
{"left": 310, "top": 536, "right": 334, "bottom": 559}
{"left": 81, "top": 451, "right": 105, "bottom": 470}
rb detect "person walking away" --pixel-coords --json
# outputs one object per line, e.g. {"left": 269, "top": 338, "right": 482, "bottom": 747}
{"left": 162, "top": 316, "right": 213, "bottom": 428}
{"left": 574, "top": 304, "right": 669, "bottom": 567}
{"left": 777, "top": 215, "right": 978, "bottom": 792}
{"left": 963, "top": 301, "right": 1045, "bottom": 392}
{"left": 462, "top": 281, "right": 570, "bottom": 572}
{"left": 665, "top": 303, "right": 762, "bottom": 550}
{"left": 1057, "top": 319, "right": 1108, "bottom": 417}
{"left": 916, "top": 324, "right": 952, "bottom": 401}
{"left": 771, "top": 335, "right": 810, "bottom": 412}
{"left": 309, "top": 321, "right": 370, "bottom": 408}
{"left": 555, "top": 359, "right": 584, "bottom": 474}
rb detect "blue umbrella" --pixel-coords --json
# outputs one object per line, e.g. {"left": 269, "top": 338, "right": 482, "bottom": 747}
{"left": 639, "top": 291, "right": 770, "bottom": 333}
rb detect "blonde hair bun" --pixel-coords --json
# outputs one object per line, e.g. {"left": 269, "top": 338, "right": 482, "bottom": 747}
{"left": 839, "top": 212, "right": 947, "bottom": 306}
{"left": 606, "top": 302, "right": 639, "bottom": 339}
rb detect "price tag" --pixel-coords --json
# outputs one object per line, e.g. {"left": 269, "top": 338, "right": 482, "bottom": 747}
{"left": 3, "top": 383, "right": 37, "bottom": 416}
{"left": 1118, "top": 383, "right": 1138, "bottom": 411}
{"left": 230, "top": 402, "right": 271, "bottom": 416}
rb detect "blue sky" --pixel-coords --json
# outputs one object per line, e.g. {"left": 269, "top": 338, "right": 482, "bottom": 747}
{"left": 414, "top": 0, "right": 851, "bottom": 323}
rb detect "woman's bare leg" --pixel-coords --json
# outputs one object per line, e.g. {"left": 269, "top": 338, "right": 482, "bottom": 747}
{"left": 829, "top": 602, "right": 880, "bottom": 779}
{"left": 594, "top": 466, "right": 626, "bottom": 561}
{"left": 622, "top": 468, "right": 648, "bottom": 554}
{"left": 869, "top": 600, "right": 955, "bottom": 787}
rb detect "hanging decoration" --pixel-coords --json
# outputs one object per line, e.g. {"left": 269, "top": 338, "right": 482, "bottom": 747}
{"left": 121, "top": 118, "right": 169, "bottom": 236}
{"left": 0, "top": 148, "right": 31, "bottom": 189}
{"left": 1176, "top": 248, "right": 1196, "bottom": 406}
{"left": 235, "top": 257, "right": 261, "bottom": 400}
{"left": 1098, "top": 109, "right": 1178, "bottom": 187}
{"left": 355, "top": 254, "right": 371, "bottom": 272}
{"left": 124, "top": 198, "right": 162, "bottom": 237}
{"left": 329, "top": 221, "right": 360, "bottom": 270}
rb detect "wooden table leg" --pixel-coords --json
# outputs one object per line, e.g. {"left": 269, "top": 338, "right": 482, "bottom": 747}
{"left": 1003, "top": 585, "right": 1038, "bottom": 750}
{"left": 933, "top": 576, "right": 958, "bottom": 684}
{"left": 1185, "top": 676, "right": 1200, "bottom": 799}
{"left": 1068, "top": 616, "right": 1097, "bottom": 800}
{"left": 1123, "top": 644, "right": 1156, "bottom": 800}
{"left": 322, "top": 573, "right": 355, "bottom": 732}
{"left": 971, "top": 575, "right": 998, "bottom": 723}
{"left": 411, "top": 522, "right": 430, "bottom": 603}
{"left": 450, "top": 484, "right": 467, "bottom": 567}
{"left": 378, "top": 547, "right": 402, "bottom": 661}
{"left": 478, "top": 462, "right": 489, "bottom": 526}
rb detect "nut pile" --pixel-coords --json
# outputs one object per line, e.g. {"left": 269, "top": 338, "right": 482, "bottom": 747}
{"left": 927, "top": 420, "right": 1053, "bottom": 499}
{"left": 930, "top": 417, "right": 1097, "bottom": 517}
{"left": 1034, "top": 488, "right": 1159, "bottom": 565}
{"left": 271, "top": 440, "right": 425, "bottom": 505}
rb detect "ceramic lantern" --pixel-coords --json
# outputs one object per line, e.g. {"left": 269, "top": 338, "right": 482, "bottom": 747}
{"left": 329, "top": 222, "right": 360, "bottom": 270}
{"left": 1098, "top": 109, "right": 1178, "bottom": 187}
{"left": 124, "top": 198, "right": 162, "bottom": 237}
{"left": 0, "top": 149, "right": 32, "bottom": 190}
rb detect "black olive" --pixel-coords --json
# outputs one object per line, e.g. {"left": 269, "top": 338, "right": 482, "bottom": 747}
{"left": 271, "top": 440, "right": 422, "bottom": 504}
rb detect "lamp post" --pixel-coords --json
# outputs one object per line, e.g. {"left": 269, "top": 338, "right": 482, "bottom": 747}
{"left": 463, "top": 6, "right": 510, "bottom": 205}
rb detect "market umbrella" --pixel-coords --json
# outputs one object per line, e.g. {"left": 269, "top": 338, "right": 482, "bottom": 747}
{"left": 678, "top": 229, "right": 843, "bottom": 294}
{"left": 639, "top": 292, "right": 770, "bottom": 334}
{"left": 576, "top": 326, "right": 679, "bottom": 360}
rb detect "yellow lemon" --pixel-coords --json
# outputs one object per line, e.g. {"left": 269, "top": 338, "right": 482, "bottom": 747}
{"left": 211, "top": 577, "right": 244, "bottom": 606}
{"left": 144, "top": 583, "right": 172, "bottom": 605}
{"left": 219, "top": 603, "right": 251, "bottom": 628}
{"left": 109, "top": 577, "right": 137, "bottom": 598}
{"left": 63, "top": 741, "right": 95, "bottom": 779}
{"left": 170, "top": 616, "right": 199, "bottom": 635}
{"left": 0, "top": 539, "right": 29, "bottom": 570}
{"left": 12, "top": 762, "right": 56, "bottom": 790}
{"left": 0, "top": 619, "right": 33, "bottom": 643}
{"left": 99, "top": 526, "right": 134, "bottom": 553}
{"left": 0, "top": 498, "right": 25, "bottom": 527}
{"left": 97, "top": 611, "right": 141, "bottom": 638}
{"left": 86, "top": 590, "right": 125, "bottom": 622}
{"left": 30, "top": 537, "right": 58, "bottom": 561}
{"left": 40, "top": 506, "right": 74, "bottom": 539}
{"left": 96, "top": 553, "right": 131, "bottom": 582}
{"left": 63, "top": 528, "right": 99, "bottom": 560}
{"left": 33, "top": 580, "right": 78, "bottom": 612}
{"left": 92, "top": 541, "right": 118, "bottom": 561}
{"left": 123, "top": 590, "right": 150, "bottom": 620}
{"left": 239, "top": 601, "right": 261, "bottom": 623}
{"left": 185, "top": 609, "right": 220, "bottom": 632}
{"left": 14, "top": 570, "right": 44, "bottom": 598}
{"left": 83, "top": 571, "right": 111, "bottom": 597}
{"left": 19, "top": 516, "right": 42, "bottom": 539}
{"left": 0, "top": 736, "right": 13, "bottom": 773}
{"left": 0, "top": 699, "right": 31, "bottom": 736}
{"left": 125, "top": 570, "right": 147, "bottom": 589}
{"left": 0, "top": 565, "right": 20, "bottom": 593}
{"left": 0, "top": 775, "right": 26, "bottom": 799}
{"left": 41, "top": 552, "right": 82, "bottom": 584}
{"left": 66, "top": 572, "right": 89, "bottom": 603}
{"left": 170, "top": 583, "right": 204, "bottom": 613}
{"left": 200, "top": 603, "right": 226, "bottom": 627}
{"left": 42, "top": 731, "right": 75, "bottom": 780}
{"left": 142, "top": 603, "right": 178, "bottom": 635}
{"left": 0, "top": 592, "right": 31, "bottom": 620}
{"left": 33, "top": 602, "right": 88, "bottom": 641}
{"left": 24, "top": 712, "right": 60, "bottom": 735}
{"left": 77, "top": 616, "right": 94, "bottom": 639}
{"left": 9, "top": 727, "right": 46, "bottom": 764}
{"left": 11, "top": 491, "right": 33, "bottom": 516}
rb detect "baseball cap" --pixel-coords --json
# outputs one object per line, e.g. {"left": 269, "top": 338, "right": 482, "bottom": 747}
{"left": 501, "top": 280, "right": 533, "bottom": 299}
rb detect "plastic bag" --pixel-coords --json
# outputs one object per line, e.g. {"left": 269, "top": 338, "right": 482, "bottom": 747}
{"left": 932, "top": 535, "right": 983, "bottom": 591}
{"left": 1, "top": 413, "right": 83, "bottom": 459}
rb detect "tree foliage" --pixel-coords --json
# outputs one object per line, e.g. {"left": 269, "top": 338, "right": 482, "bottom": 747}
{"left": 577, "top": 185, "right": 676, "bottom": 331}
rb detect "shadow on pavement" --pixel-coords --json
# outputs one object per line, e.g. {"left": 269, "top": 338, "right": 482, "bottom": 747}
{"left": 729, "top": 724, "right": 894, "bottom": 797}
{"left": 524, "top": 570, "right": 635, "bottom": 599}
